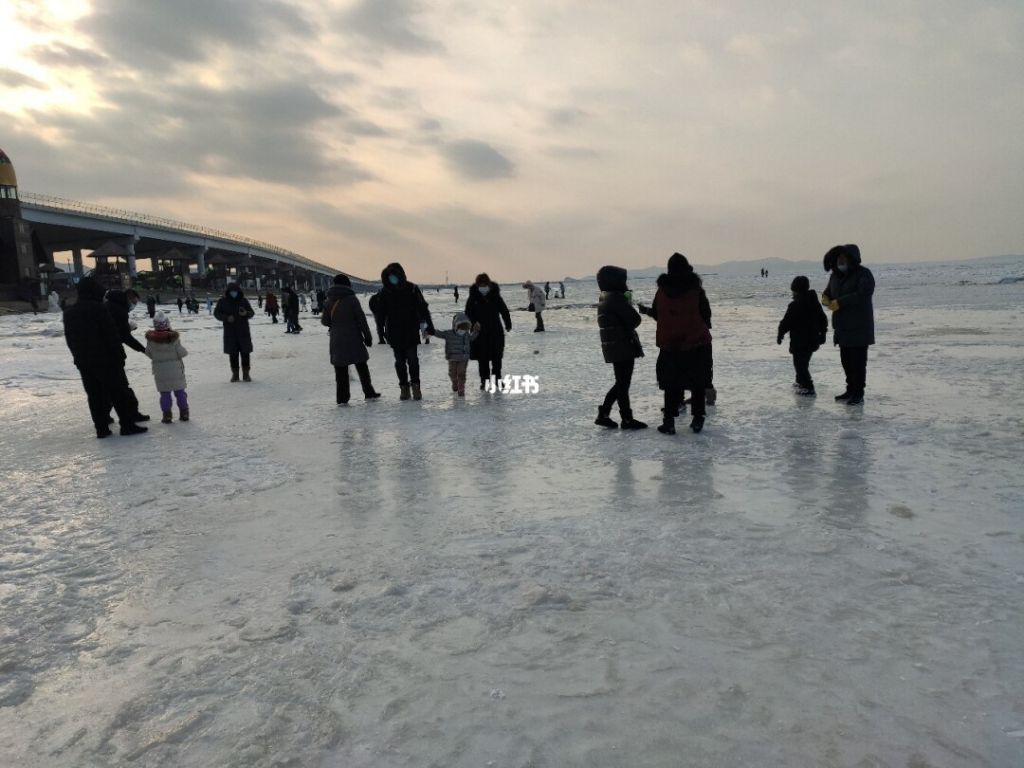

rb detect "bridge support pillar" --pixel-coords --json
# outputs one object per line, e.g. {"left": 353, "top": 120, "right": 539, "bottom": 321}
{"left": 195, "top": 246, "right": 207, "bottom": 275}
{"left": 126, "top": 239, "right": 137, "bottom": 278}
{"left": 72, "top": 247, "right": 83, "bottom": 278}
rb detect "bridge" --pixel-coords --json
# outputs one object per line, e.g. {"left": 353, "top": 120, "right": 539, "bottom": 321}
{"left": 20, "top": 192, "right": 373, "bottom": 291}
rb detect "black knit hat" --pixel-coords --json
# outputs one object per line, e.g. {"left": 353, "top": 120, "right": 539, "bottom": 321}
{"left": 333, "top": 274, "right": 351, "bottom": 286}
{"left": 667, "top": 252, "right": 691, "bottom": 275}
{"left": 791, "top": 275, "right": 810, "bottom": 292}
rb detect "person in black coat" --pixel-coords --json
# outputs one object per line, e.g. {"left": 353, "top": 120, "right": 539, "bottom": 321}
{"left": 104, "top": 288, "right": 149, "bottom": 422}
{"left": 595, "top": 266, "right": 646, "bottom": 430}
{"left": 777, "top": 276, "right": 828, "bottom": 395}
{"left": 282, "top": 287, "right": 302, "bottom": 334}
{"left": 145, "top": 295, "right": 156, "bottom": 318}
{"left": 321, "top": 274, "right": 381, "bottom": 404}
{"left": 465, "top": 273, "right": 512, "bottom": 390}
{"left": 368, "top": 291, "right": 387, "bottom": 344}
{"left": 213, "top": 282, "right": 255, "bottom": 382}
{"left": 378, "top": 262, "right": 433, "bottom": 400}
{"left": 822, "top": 244, "right": 875, "bottom": 404}
{"left": 63, "top": 277, "right": 148, "bottom": 437}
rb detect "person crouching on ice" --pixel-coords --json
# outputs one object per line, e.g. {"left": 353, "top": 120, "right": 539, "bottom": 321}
{"left": 595, "top": 266, "right": 647, "bottom": 430}
{"left": 430, "top": 312, "right": 480, "bottom": 396}
{"left": 145, "top": 311, "right": 189, "bottom": 423}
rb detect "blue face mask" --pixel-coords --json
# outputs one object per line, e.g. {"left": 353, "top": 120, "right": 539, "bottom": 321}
{"left": 837, "top": 264, "right": 849, "bottom": 274}
{"left": 478, "top": 285, "right": 491, "bottom": 296}
{"left": 388, "top": 275, "right": 400, "bottom": 286}
{"left": 229, "top": 291, "right": 239, "bottom": 299}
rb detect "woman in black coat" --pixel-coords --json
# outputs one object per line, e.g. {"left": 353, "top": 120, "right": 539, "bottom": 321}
{"left": 595, "top": 266, "right": 646, "bottom": 429}
{"left": 822, "top": 244, "right": 875, "bottom": 404}
{"left": 465, "top": 273, "right": 511, "bottom": 390}
{"left": 213, "top": 282, "right": 255, "bottom": 382}
{"left": 321, "top": 275, "right": 381, "bottom": 404}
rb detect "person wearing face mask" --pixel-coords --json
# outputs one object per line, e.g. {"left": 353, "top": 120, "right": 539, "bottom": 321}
{"left": 595, "top": 266, "right": 647, "bottom": 430}
{"left": 429, "top": 312, "right": 481, "bottom": 396}
{"left": 321, "top": 274, "right": 381, "bottom": 405}
{"left": 777, "top": 275, "right": 828, "bottom": 395}
{"left": 378, "top": 263, "right": 434, "bottom": 400}
{"left": 821, "top": 244, "right": 875, "bottom": 405}
{"left": 213, "top": 282, "right": 255, "bottom": 382}
{"left": 103, "top": 287, "right": 150, "bottom": 424}
{"left": 465, "top": 273, "right": 512, "bottom": 390}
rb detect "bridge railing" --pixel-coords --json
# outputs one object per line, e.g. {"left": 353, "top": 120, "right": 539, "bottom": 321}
{"left": 20, "top": 191, "right": 334, "bottom": 275}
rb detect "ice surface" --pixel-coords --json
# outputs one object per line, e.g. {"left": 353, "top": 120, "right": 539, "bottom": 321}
{"left": 1, "top": 261, "right": 1023, "bottom": 767}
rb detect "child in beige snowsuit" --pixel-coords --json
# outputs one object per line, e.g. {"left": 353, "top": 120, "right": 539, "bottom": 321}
{"left": 430, "top": 313, "right": 480, "bottom": 396}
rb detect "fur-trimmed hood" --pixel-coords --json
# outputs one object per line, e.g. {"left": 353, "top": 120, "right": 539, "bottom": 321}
{"left": 145, "top": 329, "right": 180, "bottom": 343}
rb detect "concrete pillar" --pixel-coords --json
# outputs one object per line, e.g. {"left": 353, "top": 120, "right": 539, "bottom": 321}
{"left": 72, "top": 247, "right": 84, "bottom": 278}
{"left": 126, "top": 239, "right": 137, "bottom": 277}
{"left": 195, "top": 246, "right": 207, "bottom": 275}
{"left": 151, "top": 256, "right": 159, "bottom": 273}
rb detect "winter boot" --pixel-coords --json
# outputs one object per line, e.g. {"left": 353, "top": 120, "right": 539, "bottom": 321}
{"left": 834, "top": 391, "right": 851, "bottom": 401}
{"left": 161, "top": 410, "right": 173, "bottom": 424}
{"left": 595, "top": 407, "right": 618, "bottom": 429}
{"left": 846, "top": 393, "right": 864, "bottom": 405}
{"left": 705, "top": 387, "right": 717, "bottom": 406}
{"left": 96, "top": 428, "right": 112, "bottom": 439}
{"left": 364, "top": 390, "right": 381, "bottom": 400}
{"left": 690, "top": 415, "right": 705, "bottom": 433}
{"left": 179, "top": 408, "right": 189, "bottom": 422}
{"left": 457, "top": 386, "right": 465, "bottom": 397}
{"left": 657, "top": 419, "right": 676, "bottom": 435}
{"left": 230, "top": 367, "right": 240, "bottom": 383}
{"left": 412, "top": 384, "right": 423, "bottom": 401}
{"left": 120, "top": 423, "right": 148, "bottom": 436}
{"left": 796, "top": 387, "right": 816, "bottom": 396}
{"left": 400, "top": 384, "right": 411, "bottom": 401}
{"left": 620, "top": 415, "right": 648, "bottom": 430}
{"left": 242, "top": 367, "right": 252, "bottom": 383}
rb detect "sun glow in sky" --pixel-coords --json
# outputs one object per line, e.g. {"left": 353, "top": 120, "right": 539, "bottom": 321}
{"left": 2, "top": 0, "right": 1022, "bottom": 281}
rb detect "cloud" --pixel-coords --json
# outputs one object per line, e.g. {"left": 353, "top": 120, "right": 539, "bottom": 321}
{"left": 80, "top": 0, "right": 315, "bottom": 70}
{"left": 340, "top": 0, "right": 443, "bottom": 54}
{"left": 545, "top": 146, "right": 601, "bottom": 160}
{"left": 440, "top": 140, "right": 514, "bottom": 180}
{"left": 546, "top": 107, "right": 588, "bottom": 127}
{"left": 0, "top": 69, "right": 46, "bottom": 89}
{"left": 28, "top": 43, "right": 108, "bottom": 70}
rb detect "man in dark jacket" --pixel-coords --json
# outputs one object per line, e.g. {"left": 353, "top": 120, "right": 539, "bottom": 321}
{"left": 213, "top": 282, "right": 255, "bottom": 381}
{"left": 63, "top": 277, "right": 148, "bottom": 438}
{"left": 638, "top": 253, "right": 713, "bottom": 434}
{"left": 778, "top": 276, "right": 828, "bottom": 395}
{"left": 282, "top": 287, "right": 302, "bottom": 334}
{"left": 822, "top": 244, "right": 875, "bottom": 405}
{"left": 378, "top": 262, "right": 433, "bottom": 400}
{"left": 104, "top": 288, "right": 149, "bottom": 422}
{"left": 465, "top": 273, "right": 512, "bottom": 389}
{"left": 595, "top": 266, "right": 646, "bottom": 430}
{"left": 145, "top": 295, "right": 156, "bottom": 318}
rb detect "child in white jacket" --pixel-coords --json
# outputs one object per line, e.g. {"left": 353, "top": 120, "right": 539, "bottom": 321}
{"left": 145, "top": 312, "right": 189, "bottom": 423}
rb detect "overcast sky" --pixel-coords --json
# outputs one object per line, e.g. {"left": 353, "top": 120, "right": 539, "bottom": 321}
{"left": 2, "top": 0, "right": 1022, "bottom": 281}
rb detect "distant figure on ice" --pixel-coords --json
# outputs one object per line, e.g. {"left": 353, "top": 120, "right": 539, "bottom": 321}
{"left": 544, "top": 281, "right": 551, "bottom": 299}
{"left": 214, "top": 282, "right": 255, "bottom": 382}
{"left": 822, "top": 244, "right": 875, "bottom": 405}
{"left": 63, "top": 277, "right": 148, "bottom": 438}
{"left": 264, "top": 292, "right": 279, "bottom": 323}
{"left": 176, "top": 297, "right": 184, "bottom": 314}
{"left": 595, "top": 266, "right": 646, "bottom": 430}
{"left": 104, "top": 288, "right": 149, "bottom": 424}
{"left": 283, "top": 287, "right": 302, "bottom": 334}
{"left": 523, "top": 280, "right": 545, "bottom": 332}
{"left": 777, "top": 276, "right": 828, "bottom": 396}
{"left": 430, "top": 312, "right": 480, "bottom": 397}
{"left": 322, "top": 274, "right": 381, "bottom": 405}
{"left": 453, "top": 285, "right": 459, "bottom": 303}
{"left": 379, "top": 263, "right": 434, "bottom": 401}
{"left": 145, "top": 312, "right": 190, "bottom": 424}
{"left": 465, "top": 274, "right": 512, "bottom": 390}
{"left": 145, "top": 295, "right": 156, "bottom": 318}
{"left": 316, "top": 289, "right": 326, "bottom": 314}
{"left": 206, "top": 296, "right": 213, "bottom": 314}
{"left": 257, "top": 294, "right": 263, "bottom": 309}
{"left": 368, "top": 290, "right": 387, "bottom": 344}
{"left": 638, "top": 253, "right": 712, "bottom": 434}
{"left": 559, "top": 281, "right": 565, "bottom": 298}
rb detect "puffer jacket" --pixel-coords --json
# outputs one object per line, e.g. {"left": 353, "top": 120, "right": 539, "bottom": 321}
{"left": 524, "top": 281, "right": 546, "bottom": 312}
{"left": 778, "top": 289, "right": 828, "bottom": 353}
{"left": 321, "top": 284, "right": 372, "bottom": 366}
{"left": 648, "top": 272, "right": 712, "bottom": 352}
{"left": 823, "top": 245, "right": 875, "bottom": 347}
{"left": 596, "top": 266, "right": 642, "bottom": 363}
{"left": 213, "top": 283, "right": 255, "bottom": 354}
{"left": 378, "top": 263, "right": 433, "bottom": 348}
{"left": 432, "top": 312, "right": 479, "bottom": 362}
{"left": 145, "top": 330, "right": 188, "bottom": 391}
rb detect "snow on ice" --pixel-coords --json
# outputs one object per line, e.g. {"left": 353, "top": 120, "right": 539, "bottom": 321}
{"left": 1, "top": 260, "right": 1023, "bottom": 767}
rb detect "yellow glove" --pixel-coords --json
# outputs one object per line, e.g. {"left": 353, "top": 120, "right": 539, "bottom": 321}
{"left": 828, "top": 299, "right": 840, "bottom": 312}
{"left": 820, "top": 291, "right": 831, "bottom": 307}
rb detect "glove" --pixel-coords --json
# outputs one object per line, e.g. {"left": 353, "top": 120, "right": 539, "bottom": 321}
{"left": 472, "top": 322, "right": 481, "bottom": 332}
{"left": 777, "top": 336, "right": 783, "bottom": 345}
{"left": 637, "top": 303, "right": 648, "bottom": 314}
{"left": 820, "top": 291, "right": 831, "bottom": 307}
{"left": 828, "top": 299, "right": 840, "bottom": 312}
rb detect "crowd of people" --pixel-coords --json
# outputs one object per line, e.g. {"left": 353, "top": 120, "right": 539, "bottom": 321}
{"left": 60, "top": 245, "right": 875, "bottom": 438}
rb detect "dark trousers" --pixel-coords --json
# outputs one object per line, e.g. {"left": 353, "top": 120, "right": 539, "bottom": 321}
{"left": 229, "top": 352, "right": 251, "bottom": 371}
{"left": 660, "top": 346, "right": 711, "bottom": 419}
{"left": 792, "top": 350, "right": 815, "bottom": 390}
{"left": 840, "top": 346, "right": 868, "bottom": 396}
{"left": 80, "top": 365, "right": 134, "bottom": 432}
{"left": 335, "top": 363, "right": 374, "bottom": 403}
{"left": 477, "top": 357, "right": 503, "bottom": 385}
{"left": 535, "top": 312, "right": 545, "bottom": 331}
{"left": 392, "top": 346, "right": 420, "bottom": 386}
{"left": 108, "top": 365, "right": 141, "bottom": 418}
{"left": 601, "top": 359, "right": 635, "bottom": 418}
{"left": 374, "top": 315, "right": 386, "bottom": 343}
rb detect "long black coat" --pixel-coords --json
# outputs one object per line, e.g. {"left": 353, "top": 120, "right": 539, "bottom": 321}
{"left": 778, "top": 290, "right": 828, "bottom": 353}
{"left": 213, "top": 285, "right": 255, "bottom": 355}
{"left": 64, "top": 278, "right": 125, "bottom": 370}
{"left": 321, "top": 285, "right": 372, "bottom": 366}
{"left": 825, "top": 263, "right": 875, "bottom": 347}
{"left": 105, "top": 290, "right": 146, "bottom": 353}
{"left": 465, "top": 283, "right": 511, "bottom": 361}
{"left": 596, "top": 267, "right": 642, "bottom": 364}
{"left": 379, "top": 263, "right": 433, "bottom": 349}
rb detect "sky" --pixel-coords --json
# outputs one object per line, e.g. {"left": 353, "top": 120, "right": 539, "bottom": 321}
{"left": 1, "top": 0, "right": 1022, "bottom": 282}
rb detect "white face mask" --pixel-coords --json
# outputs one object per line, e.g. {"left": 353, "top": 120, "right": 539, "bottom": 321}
{"left": 478, "top": 286, "right": 491, "bottom": 296}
